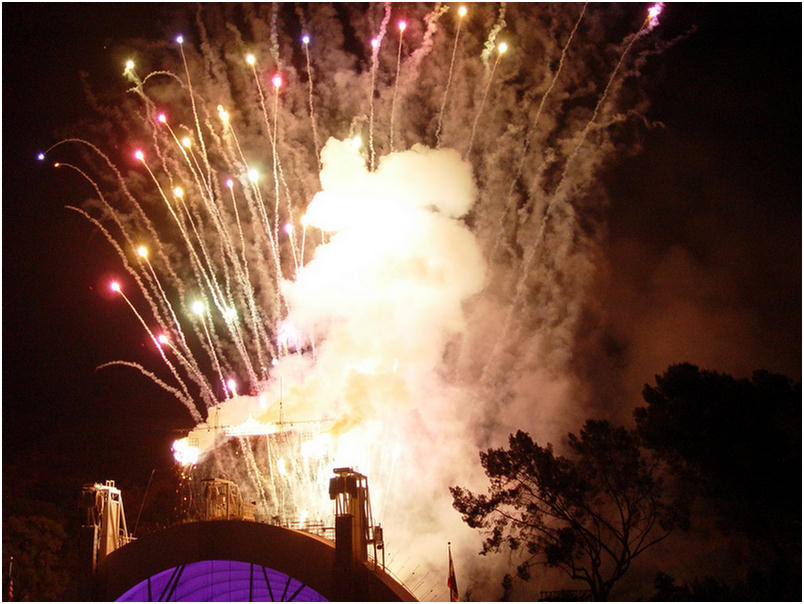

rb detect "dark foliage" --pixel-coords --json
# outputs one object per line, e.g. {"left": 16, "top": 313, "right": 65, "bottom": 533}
{"left": 651, "top": 567, "right": 799, "bottom": 602}
{"left": 3, "top": 514, "right": 77, "bottom": 601}
{"left": 451, "top": 420, "right": 686, "bottom": 601}
{"left": 636, "top": 363, "right": 802, "bottom": 599}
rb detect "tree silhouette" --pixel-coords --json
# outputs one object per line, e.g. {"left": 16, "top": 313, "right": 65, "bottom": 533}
{"left": 635, "top": 363, "right": 801, "bottom": 599}
{"left": 451, "top": 420, "right": 686, "bottom": 601}
{"left": 3, "top": 515, "right": 73, "bottom": 601}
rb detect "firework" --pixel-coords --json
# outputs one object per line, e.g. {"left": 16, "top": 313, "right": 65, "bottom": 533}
{"left": 43, "top": 4, "right": 665, "bottom": 598}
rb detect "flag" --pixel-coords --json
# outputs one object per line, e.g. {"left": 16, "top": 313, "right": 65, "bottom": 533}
{"left": 447, "top": 543, "right": 459, "bottom": 602}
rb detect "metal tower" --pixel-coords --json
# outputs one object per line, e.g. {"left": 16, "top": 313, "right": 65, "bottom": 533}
{"left": 79, "top": 480, "right": 132, "bottom": 573}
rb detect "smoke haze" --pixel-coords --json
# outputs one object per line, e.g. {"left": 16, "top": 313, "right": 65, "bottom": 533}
{"left": 34, "top": 3, "right": 799, "bottom": 600}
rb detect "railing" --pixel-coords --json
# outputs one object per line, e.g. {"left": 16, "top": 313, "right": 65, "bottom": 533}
{"left": 539, "top": 588, "right": 592, "bottom": 601}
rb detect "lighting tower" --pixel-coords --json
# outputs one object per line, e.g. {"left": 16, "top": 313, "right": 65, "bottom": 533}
{"left": 329, "top": 467, "right": 385, "bottom": 598}
{"left": 79, "top": 481, "right": 132, "bottom": 574}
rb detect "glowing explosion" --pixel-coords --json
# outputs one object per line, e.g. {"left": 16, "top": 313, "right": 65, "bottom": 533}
{"left": 42, "top": 4, "right": 664, "bottom": 598}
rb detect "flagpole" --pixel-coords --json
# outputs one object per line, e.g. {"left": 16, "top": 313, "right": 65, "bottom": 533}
{"left": 8, "top": 555, "right": 13, "bottom": 601}
{"left": 447, "top": 541, "right": 459, "bottom": 601}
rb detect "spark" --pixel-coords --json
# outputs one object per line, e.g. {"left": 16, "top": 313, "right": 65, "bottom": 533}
{"left": 110, "top": 281, "right": 121, "bottom": 292}
{"left": 458, "top": 6, "right": 467, "bottom": 17}
{"left": 181, "top": 136, "right": 192, "bottom": 148}
{"left": 37, "top": 152, "right": 45, "bottom": 161}
{"left": 134, "top": 149, "right": 144, "bottom": 161}
{"left": 172, "top": 186, "right": 184, "bottom": 199}
{"left": 247, "top": 168, "right": 259, "bottom": 182}
{"left": 173, "top": 437, "right": 199, "bottom": 465}
{"left": 645, "top": 2, "right": 665, "bottom": 30}
{"left": 191, "top": 300, "right": 205, "bottom": 316}
{"left": 157, "top": 113, "right": 167, "bottom": 123}
{"left": 137, "top": 245, "right": 148, "bottom": 258}
{"left": 302, "top": 34, "right": 310, "bottom": 45}
{"left": 245, "top": 53, "right": 256, "bottom": 66}
{"left": 175, "top": 35, "right": 184, "bottom": 45}
{"left": 272, "top": 74, "right": 282, "bottom": 89}
{"left": 124, "top": 59, "right": 135, "bottom": 72}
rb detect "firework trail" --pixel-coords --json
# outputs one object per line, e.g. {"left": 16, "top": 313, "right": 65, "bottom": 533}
{"left": 96, "top": 361, "right": 198, "bottom": 416}
{"left": 42, "top": 4, "right": 666, "bottom": 599}
{"left": 435, "top": 6, "right": 467, "bottom": 148}
{"left": 389, "top": 19, "right": 407, "bottom": 152}
{"left": 480, "top": 3, "right": 506, "bottom": 67}
{"left": 301, "top": 34, "right": 321, "bottom": 170}
{"left": 480, "top": 4, "right": 662, "bottom": 386}
{"left": 464, "top": 40, "right": 507, "bottom": 158}
{"left": 487, "top": 3, "right": 588, "bottom": 261}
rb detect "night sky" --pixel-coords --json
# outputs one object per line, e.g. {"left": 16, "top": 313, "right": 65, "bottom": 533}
{"left": 2, "top": 2, "right": 801, "bottom": 599}
{"left": 4, "top": 5, "right": 200, "bottom": 485}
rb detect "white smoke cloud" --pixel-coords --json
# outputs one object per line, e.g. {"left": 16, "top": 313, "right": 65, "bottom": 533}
{"left": 173, "top": 135, "right": 494, "bottom": 593}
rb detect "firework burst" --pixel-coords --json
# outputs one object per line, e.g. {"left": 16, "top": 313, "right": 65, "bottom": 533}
{"left": 42, "top": 3, "right": 665, "bottom": 598}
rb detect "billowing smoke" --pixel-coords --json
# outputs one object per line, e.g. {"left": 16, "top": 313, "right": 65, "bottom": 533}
{"left": 49, "top": 3, "right": 671, "bottom": 599}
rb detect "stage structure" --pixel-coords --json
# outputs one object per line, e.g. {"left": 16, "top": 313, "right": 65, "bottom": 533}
{"left": 81, "top": 469, "right": 415, "bottom": 601}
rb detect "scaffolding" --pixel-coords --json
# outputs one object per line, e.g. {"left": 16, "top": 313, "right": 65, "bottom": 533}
{"left": 79, "top": 480, "right": 132, "bottom": 573}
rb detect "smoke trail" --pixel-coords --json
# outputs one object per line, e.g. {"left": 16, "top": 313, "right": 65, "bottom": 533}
{"left": 465, "top": 43, "right": 506, "bottom": 158}
{"left": 435, "top": 6, "right": 466, "bottom": 148}
{"left": 480, "top": 3, "right": 507, "bottom": 68}
{"left": 97, "top": 361, "right": 200, "bottom": 421}
{"left": 270, "top": 2, "right": 281, "bottom": 67}
{"left": 488, "top": 3, "right": 588, "bottom": 262}
{"left": 389, "top": 20, "right": 406, "bottom": 151}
